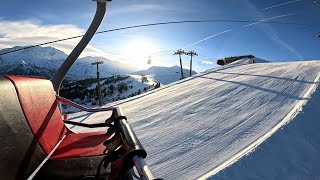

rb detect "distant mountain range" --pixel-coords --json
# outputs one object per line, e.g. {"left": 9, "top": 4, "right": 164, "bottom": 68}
{"left": 0, "top": 46, "right": 197, "bottom": 84}
{"left": 0, "top": 46, "right": 138, "bottom": 80}
{"left": 133, "top": 66, "right": 197, "bottom": 85}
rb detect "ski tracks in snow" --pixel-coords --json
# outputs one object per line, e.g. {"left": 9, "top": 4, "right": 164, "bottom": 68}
{"left": 68, "top": 61, "right": 320, "bottom": 179}
{"left": 199, "top": 66, "right": 320, "bottom": 179}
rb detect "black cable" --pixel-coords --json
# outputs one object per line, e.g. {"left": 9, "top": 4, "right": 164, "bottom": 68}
{"left": 0, "top": 19, "right": 317, "bottom": 56}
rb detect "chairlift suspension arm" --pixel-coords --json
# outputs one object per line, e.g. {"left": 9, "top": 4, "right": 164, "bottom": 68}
{"left": 52, "top": 0, "right": 111, "bottom": 93}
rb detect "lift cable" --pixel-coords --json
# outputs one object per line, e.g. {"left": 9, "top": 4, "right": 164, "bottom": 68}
{"left": 0, "top": 19, "right": 317, "bottom": 56}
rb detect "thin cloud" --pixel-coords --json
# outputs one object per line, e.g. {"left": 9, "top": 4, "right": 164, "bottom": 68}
{"left": 182, "top": 2, "right": 303, "bottom": 60}
{"left": 242, "top": 13, "right": 296, "bottom": 28}
{"left": 183, "top": 29, "right": 232, "bottom": 49}
{"left": 262, "top": 0, "right": 302, "bottom": 11}
{"left": 201, "top": 60, "right": 213, "bottom": 65}
{"left": 0, "top": 19, "right": 118, "bottom": 60}
{"left": 246, "top": 1, "right": 304, "bottom": 60}
{"left": 181, "top": 12, "right": 295, "bottom": 49}
{"left": 108, "top": 4, "right": 172, "bottom": 16}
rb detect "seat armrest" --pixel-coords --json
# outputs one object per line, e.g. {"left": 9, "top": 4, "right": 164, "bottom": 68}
{"left": 56, "top": 95, "right": 114, "bottom": 112}
{"left": 63, "top": 120, "right": 112, "bottom": 128}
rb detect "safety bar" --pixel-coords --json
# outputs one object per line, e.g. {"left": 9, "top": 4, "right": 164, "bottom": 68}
{"left": 105, "top": 107, "right": 156, "bottom": 179}
{"left": 133, "top": 155, "right": 155, "bottom": 180}
{"left": 117, "top": 117, "right": 147, "bottom": 160}
{"left": 56, "top": 95, "right": 115, "bottom": 112}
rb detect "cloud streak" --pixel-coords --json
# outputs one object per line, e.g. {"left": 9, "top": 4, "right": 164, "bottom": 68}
{"left": 0, "top": 19, "right": 118, "bottom": 60}
{"left": 262, "top": 0, "right": 302, "bottom": 11}
{"left": 182, "top": 12, "right": 296, "bottom": 50}
{"left": 108, "top": 4, "right": 173, "bottom": 16}
{"left": 201, "top": 60, "right": 213, "bottom": 65}
{"left": 241, "top": 13, "right": 296, "bottom": 28}
{"left": 246, "top": 1, "right": 304, "bottom": 60}
{"left": 183, "top": 29, "right": 232, "bottom": 49}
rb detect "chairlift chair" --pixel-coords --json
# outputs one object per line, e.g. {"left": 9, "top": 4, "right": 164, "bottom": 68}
{"left": 0, "top": 75, "right": 152, "bottom": 179}
{"left": 0, "top": 0, "right": 155, "bottom": 179}
{"left": 147, "top": 57, "right": 152, "bottom": 64}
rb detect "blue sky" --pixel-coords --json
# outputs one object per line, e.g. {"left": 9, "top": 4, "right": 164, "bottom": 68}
{"left": 0, "top": 0, "right": 319, "bottom": 72}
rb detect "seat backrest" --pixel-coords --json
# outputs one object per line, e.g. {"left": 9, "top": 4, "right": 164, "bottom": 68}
{"left": 4, "top": 75, "right": 67, "bottom": 155}
{"left": 0, "top": 76, "right": 47, "bottom": 179}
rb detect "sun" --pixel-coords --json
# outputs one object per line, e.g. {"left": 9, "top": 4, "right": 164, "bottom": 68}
{"left": 123, "top": 39, "right": 156, "bottom": 69}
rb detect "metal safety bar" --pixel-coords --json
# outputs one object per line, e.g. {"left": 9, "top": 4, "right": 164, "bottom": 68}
{"left": 56, "top": 95, "right": 116, "bottom": 128}
{"left": 133, "top": 155, "right": 155, "bottom": 180}
{"left": 103, "top": 107, "right": 157, "bottom": 179}
{"left": 56, "top": 95, "right": 115, "bottom": 112}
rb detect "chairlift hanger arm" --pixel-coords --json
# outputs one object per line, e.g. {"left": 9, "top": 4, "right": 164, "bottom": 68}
{"left": 52, "top": 0, "right": 109, "bottom": 93}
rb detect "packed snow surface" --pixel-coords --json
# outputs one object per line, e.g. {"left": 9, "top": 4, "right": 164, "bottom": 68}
{"left": 214, "top": 79, "right": 320, "bottom": 180}
{"left": 68, "top": 60, "right": 320, "bottom": 179}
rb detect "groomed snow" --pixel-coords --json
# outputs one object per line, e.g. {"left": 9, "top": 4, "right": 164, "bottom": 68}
{"left": 67, "top": 60, "right": 320, "bottom": 179}
{"left": 214, "top": 79, "right": 320, "bottom": 180}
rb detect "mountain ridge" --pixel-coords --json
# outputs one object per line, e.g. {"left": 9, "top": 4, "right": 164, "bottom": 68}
{"left": 133, "top": 65, "right": 198, "bottom": 84}
{"left": 0, "top": 46, "right": 138, "bottom": 80}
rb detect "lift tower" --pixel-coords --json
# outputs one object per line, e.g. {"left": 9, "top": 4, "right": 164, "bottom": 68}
{"left": 185, "top": 50, "right": 198, "bottom": 77}
{"left": 174, "top": 49, "right": 185, "bottom": 79}
{"left": 92, "top": 60, "right": 104, "bottom": 106}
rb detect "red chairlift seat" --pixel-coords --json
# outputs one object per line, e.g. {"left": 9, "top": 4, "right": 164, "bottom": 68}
{"left": 0, "top": 75, "right": 113, "bottom": 179}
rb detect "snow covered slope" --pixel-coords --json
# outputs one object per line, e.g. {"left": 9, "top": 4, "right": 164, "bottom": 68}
{"left": 67, "top": 60, "right": 320, "bottom": 179}
{"left": 214, "top": 83, "right": 320, "bottom": 180}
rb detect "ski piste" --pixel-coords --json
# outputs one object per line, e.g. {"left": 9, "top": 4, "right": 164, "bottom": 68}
{"left": 68, "top": 60, "right": 320, "bottom": 179}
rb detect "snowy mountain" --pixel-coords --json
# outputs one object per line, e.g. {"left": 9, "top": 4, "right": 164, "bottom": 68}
{"left": 0, "top": 46, "right": 66, "bottom": 78}
{"left": 0, "top": 46, "right": 138, "bottom": 80}
{"left": 132, "top": 65, "right": 197, "bottom": 85}
{"left": 67, "top": 59, "right": 320, "bottom": 179}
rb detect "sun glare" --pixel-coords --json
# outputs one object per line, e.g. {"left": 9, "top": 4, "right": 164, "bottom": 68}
{"left": 123, "top": 39, "right": 156, "bottom": 69}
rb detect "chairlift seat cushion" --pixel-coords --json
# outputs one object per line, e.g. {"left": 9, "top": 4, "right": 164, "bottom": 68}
{"left": 52, "top": 131, "right": 112, "bottom": 159}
